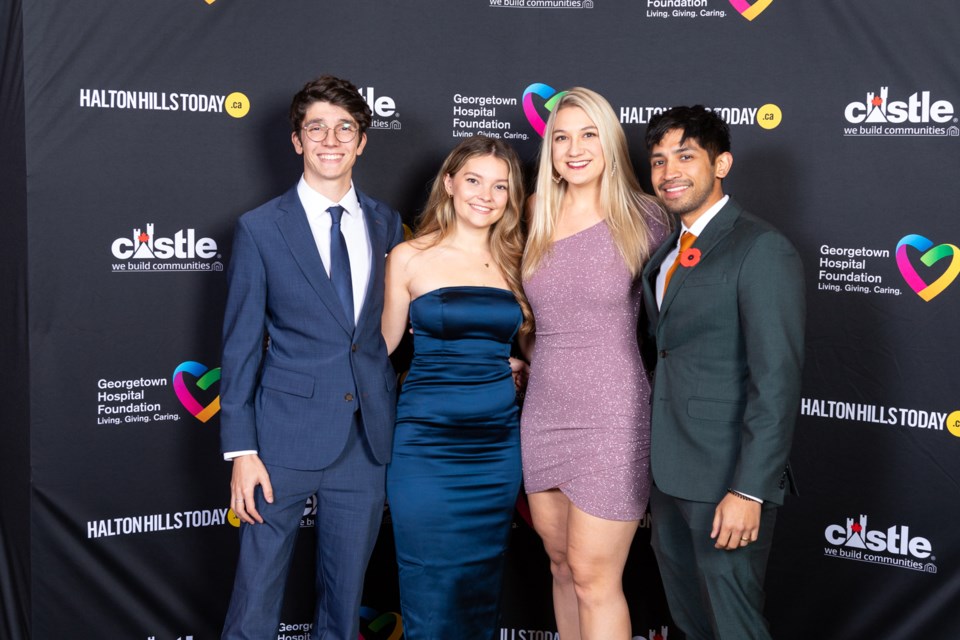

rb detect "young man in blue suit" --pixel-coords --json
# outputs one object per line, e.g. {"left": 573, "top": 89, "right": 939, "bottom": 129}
{"left": 641, "top": 106, "right": 805, "bottom": 640}
{"left": 219, "top": 75, "right": 404, "bottom": 640}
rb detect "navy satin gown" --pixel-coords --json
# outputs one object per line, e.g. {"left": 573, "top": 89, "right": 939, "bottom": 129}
{"left": 387, "top": 286, "right": 523, "bottom": 640}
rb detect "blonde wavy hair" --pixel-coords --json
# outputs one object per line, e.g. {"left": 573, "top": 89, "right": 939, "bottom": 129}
{"left": 415, "top": 135, "right": 534, "bottom": 335}
{"left": 522, "top": 87, "right": 668, "bottom": 280}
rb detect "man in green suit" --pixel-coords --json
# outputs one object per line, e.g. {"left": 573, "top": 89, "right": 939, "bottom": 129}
{"left": 641, "top": 106, "right": 805, "bottom": 640}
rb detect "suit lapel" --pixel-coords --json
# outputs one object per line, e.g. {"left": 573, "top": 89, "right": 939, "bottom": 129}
{"left": 275, "top": 186, "right": 354, "bottom": 335}
{"left": 658, "top": 199, "right": 742, "bottom": 318}
{"left": 355, "top": 190, "right": 388, "bottom": 332}
{"left": 643, "top": 225, "right": 681, "bottom": 327}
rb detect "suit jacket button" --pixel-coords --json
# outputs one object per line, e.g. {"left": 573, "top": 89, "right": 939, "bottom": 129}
{"left": 351, "top": 344, "right": 358, "bottom": 352}
{"left": 659, "top": 350, "right": 668, "bottom": 358}
{"left": 344, "top": 393, "right": 354, "bottom": 402}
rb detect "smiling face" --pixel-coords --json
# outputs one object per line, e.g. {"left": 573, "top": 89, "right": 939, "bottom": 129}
{"left": 443, "top": 154, "right": 510, "bottom": 232}
{"left": 551, "top": 106, "right": 606, "bottom": 188}
{"left": 649, "top": 127, "right": 731, "bottom": 227}
{"left": 291, "top": 100, "right": 367, "bottom": 200}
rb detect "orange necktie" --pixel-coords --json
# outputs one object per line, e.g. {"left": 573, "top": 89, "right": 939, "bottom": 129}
{"left": 662, "top": 231, "right": 697, "bottom": 295}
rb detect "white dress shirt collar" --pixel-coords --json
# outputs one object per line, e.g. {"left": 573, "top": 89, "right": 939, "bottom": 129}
{"left": 683, "top": 194, "right": 729, "bottom": 237}
{"left": 296, "top": 177, "right": 361, "bottom": 218}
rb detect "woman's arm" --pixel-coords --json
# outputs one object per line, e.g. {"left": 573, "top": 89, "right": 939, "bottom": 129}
{"left": 381, "top": 243, "right": 414, "bottom": 355}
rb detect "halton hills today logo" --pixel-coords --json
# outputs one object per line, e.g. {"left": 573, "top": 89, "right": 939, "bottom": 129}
{"left": 79, "top": 88, "right": 250, "bottom": 119}
{"left": 823, "top": 514, "right": 937, "bottom": 573}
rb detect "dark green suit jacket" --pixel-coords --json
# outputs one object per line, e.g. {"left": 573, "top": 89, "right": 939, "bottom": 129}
{"left": 641, "top": 197, "right": 805, "bottom": 506}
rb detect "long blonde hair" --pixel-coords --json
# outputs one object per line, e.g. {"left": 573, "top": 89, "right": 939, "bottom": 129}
{"left": 415, "top": 135, "right": 534, "bottom": 335}
{"left": 523, "top": 87, "right": 668, "bottom": 280}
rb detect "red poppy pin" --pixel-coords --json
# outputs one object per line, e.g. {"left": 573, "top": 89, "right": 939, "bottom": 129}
{"left": 680, "top": 247, "right": 701, "bottom": 268}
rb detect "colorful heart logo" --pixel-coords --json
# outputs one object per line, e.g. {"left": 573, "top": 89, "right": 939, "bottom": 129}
{"left": 173, "top": 361, "right": 221, "bottom": 422}
{"left": 728, "top": 0, "right": 773, "bottom": 21}
{"left": 896, "top": 234, "right": 960, "bottom": 302}
{"left": 359, "top": 607, "right": 403, "bottom": 640}
{"left": 522, "top": 83, "right": 566, "bottom": 137}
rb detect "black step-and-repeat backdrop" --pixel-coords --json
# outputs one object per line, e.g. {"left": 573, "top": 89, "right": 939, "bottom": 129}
{"left": 3, "top": 1, "right": 959, "bottom": 638}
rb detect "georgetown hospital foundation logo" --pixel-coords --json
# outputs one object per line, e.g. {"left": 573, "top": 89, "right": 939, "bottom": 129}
{"left": 110, "top": 222, "right": 223, "bottom": 273}
{"left": 823, "top": 514, "right": 937, "bottom": 573}
{"left": 727, "top": 0, "right": 771, "bottom": 20}
{"left": 896, "top": 234, "right": 960, "bottom": 302}
{"left": 645, "top": 0, "right": 772, "bottom": 21}
{"left": 522, "top": 83, "right": 566, "bottom": 137}
{"left": 451, "top": 91, "right": 526, "bottom": 141}
{"left": 173, "top": 361, "right": 221, "bottom": 423}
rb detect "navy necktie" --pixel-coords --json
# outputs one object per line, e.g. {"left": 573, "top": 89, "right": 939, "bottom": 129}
{"left": 327, "top": 205, "right": 354, "bottom": 328}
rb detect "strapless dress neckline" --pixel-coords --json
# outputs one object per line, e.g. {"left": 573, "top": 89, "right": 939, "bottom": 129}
{"left": 413, "top": 285, "right": 514, "bottom": 303}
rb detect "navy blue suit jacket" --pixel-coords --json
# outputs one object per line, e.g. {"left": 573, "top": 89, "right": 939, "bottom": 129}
{"left": 220, "top": 184, "right": 404, "bottom": 470}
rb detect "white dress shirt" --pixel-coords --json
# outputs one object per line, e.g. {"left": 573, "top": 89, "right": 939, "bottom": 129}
{"left": 297, "top": 177, "right": 372, "bottom": 323}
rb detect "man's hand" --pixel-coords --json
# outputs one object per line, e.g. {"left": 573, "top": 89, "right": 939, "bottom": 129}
{"left": 711, "top": 492, "right": 761, "bottom": 550}
{"left": 230, "top": 454, "right": 274, "bottom": 525}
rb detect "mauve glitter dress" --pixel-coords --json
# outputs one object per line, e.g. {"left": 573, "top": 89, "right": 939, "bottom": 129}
{"left": 521, "top": 219, "right": 662, "bottom": 521}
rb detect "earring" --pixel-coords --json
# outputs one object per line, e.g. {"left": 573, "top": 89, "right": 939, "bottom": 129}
{"left": 552, "top": 173, "right": 563, "bottom": 185}
{"left": 611, "top": 160, "right": 618, "bottom": 176}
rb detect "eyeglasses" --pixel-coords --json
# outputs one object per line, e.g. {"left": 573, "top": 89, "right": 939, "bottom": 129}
{"left": 301, "top": 121, "right": 359, "bottom": 143}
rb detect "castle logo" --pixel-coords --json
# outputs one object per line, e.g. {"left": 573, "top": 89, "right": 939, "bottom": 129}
{"left": 110, "top": 223, "right": 223, "bottom": 273}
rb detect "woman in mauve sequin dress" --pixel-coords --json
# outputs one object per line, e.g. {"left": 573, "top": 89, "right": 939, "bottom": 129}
{"left": 520, "top": 88, "right": 669, "bottom": 640}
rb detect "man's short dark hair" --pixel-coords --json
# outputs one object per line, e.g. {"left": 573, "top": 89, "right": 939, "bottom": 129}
{"left": 289, "top": 75, "right": 372, "bottom": 137}
{"left": 645, "top": 105, "right": 731, "bottom": 163}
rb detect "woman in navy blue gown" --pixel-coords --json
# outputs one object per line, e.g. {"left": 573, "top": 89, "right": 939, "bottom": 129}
{"left": 382, "top": 135, "right": 532, "bottom": 639}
